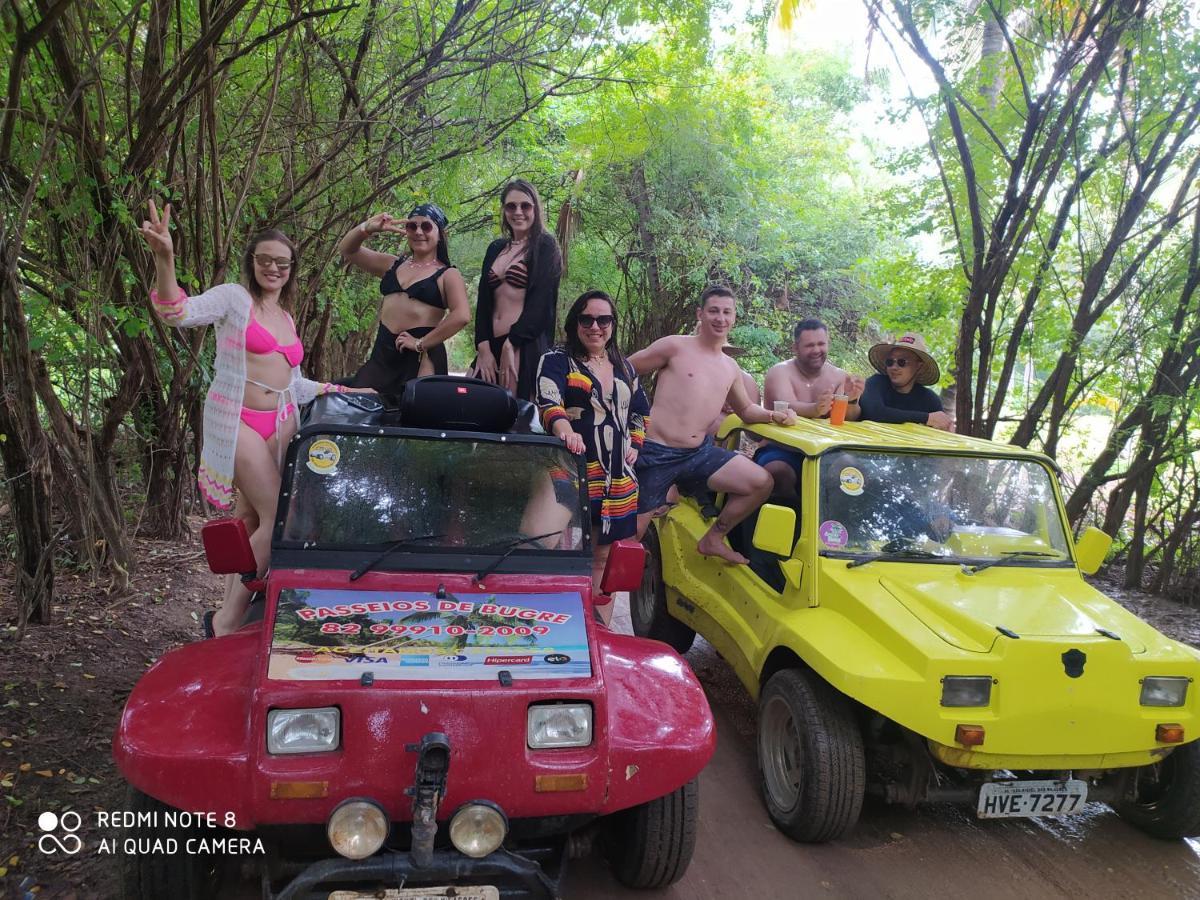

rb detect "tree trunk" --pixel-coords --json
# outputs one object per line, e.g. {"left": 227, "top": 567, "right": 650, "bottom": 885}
{"left": 0, "top": 243, "right": 56, "bottom": 624}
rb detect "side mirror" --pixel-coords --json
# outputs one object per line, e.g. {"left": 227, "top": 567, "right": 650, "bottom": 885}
{"left": 752, "top": 504, "right": 796, "bottom": 558}
{"left": 1074, "top": 526, "right": 1112, "bottom": 575}
{"left": 600, "top": 539, "right": 646, "bottom": 594}
{"left": 201, "top": 518, "right": 257, "bottom": 576}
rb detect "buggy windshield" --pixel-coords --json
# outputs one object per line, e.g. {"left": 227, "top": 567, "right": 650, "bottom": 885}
{"left": 817, "top": 451, "right": 1071, "bottom": 563}
{"left": 281, "top": 433, "right": 587, "bottom": 553}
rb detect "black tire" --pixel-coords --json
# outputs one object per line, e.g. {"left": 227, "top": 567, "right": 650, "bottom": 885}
{"left": 630, "top": 525, "right": 695, "bottom": 654}
{"left": 603, "top": 779, "right": 699, "bottom": 888}
{"left": 757, "top": 668, "right": 865, "bottom": 842}
{"left": 120, "top": 787, "right": 222, "bottom": 900}
{"left": 1115, "top": 741, "right": 1200, "bottom": 839}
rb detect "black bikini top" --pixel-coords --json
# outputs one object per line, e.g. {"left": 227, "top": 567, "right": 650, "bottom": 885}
{"left": 487, "top": 259, "right": 529, "bottom": 290}
{"left": 380, "top": 259, "right": 452, "bottom": 309}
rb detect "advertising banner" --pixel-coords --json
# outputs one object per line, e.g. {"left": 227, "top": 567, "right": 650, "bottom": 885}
{"left": 268, "top": 588, "right": 591, "bottom": 681}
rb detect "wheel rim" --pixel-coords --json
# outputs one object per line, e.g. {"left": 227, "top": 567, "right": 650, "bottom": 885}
{"left": 760, "top": 694, "right": 803, "bottom": 812}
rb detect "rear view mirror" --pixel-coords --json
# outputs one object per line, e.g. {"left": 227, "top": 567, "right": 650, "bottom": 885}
{"left": 1074, "top": 526, "right": 1112, "bottom": 575}
{"left": 752, "top": 504, "right": 796, "bottom": 558}
{"left": 201, "top": 518, "right": 257, "bottom": 576}
{"left": 600, "top": 540, "right": 646, "bottom": 594}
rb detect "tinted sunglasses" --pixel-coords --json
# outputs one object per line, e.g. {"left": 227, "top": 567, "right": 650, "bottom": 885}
{"left": 578, "top": 314, "right": 615, "bottom": 329}
{"left": 884, "top": 357, "right": 910, "bottom": 369}
{"left": 404, "top": 220, "right": 436, "bottom": 234}
{"left": 253, "top": 254, "right": 292, "bottom": 270}
{"left": 504, "top": 200, "right": 534, "bottom": 213}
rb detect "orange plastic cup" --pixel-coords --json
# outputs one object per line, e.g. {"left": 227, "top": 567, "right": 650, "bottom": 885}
{"left": 830, "top": 394, "right": 849, "bottom": 427}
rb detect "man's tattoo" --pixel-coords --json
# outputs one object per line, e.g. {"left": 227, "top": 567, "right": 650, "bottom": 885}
{"left": 714, "top": 518, "right": 733, "bottom": 534}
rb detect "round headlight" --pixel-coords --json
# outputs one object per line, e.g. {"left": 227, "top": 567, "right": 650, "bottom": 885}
{"left": 327, "top": 799, "right": 389, "bottom": 860}
{"left": 449, "top": 802, "right": 507, "bottom": 858}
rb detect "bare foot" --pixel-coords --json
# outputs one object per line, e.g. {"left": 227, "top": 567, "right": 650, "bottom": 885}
{"left": 697, "top": 529, "right": 749, "bottom": 565}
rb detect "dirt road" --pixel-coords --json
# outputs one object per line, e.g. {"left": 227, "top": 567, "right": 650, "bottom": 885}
{"left": 569, "top": 610, "right": 1200, "bottom": 900}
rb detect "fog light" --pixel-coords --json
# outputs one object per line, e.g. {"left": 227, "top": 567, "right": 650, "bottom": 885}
{"left": 941, "top": 676, "right": 992, "bottom": 707}
{"left": 527, "top": 703, "right": 592, "bottom": 748}
{"left": 1140, "top": 677, "right": 1189, "bottom": 707}
{"left": 449, "top": 802, "right": 508, "bottom": 858}
{"left": 327, "top": 799, "right": 388, "bottom": 860}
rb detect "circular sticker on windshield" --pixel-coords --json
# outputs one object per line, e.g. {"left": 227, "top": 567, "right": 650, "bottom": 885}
{"left": 306, "top": 439, "right": 341, "bottom": 475}
{"left": 839, "top": 466, "right": 864, "bottom": 496}
{"left": 819, "top": 520, "right": 849, "bottom": 549}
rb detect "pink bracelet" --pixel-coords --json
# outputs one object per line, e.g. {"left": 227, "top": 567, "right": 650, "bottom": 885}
{"left": 150, "top": 287, "right": 187, "bottom": 307}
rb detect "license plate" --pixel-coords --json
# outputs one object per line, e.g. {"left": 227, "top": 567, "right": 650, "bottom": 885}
{"left": 329, "top": 888, "right": 499, "bottom": 900}
{"left": 977, "top": 779, "right": 1088, "bottom": 819}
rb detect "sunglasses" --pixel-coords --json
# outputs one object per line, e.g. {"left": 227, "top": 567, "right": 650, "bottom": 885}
{"left": 253, "top": 254, "right": 292, "bottom": 271}
{"left": 404, "top": 220, "right": 436, "bottom": 234}
{"left": 504, "top": 200, "right": 534, "bottom": 213}
{"left": 578, "top": 314, "right": 615, "bottom": 329}
{"left": 885, "top": 357, "right": 910, "bottom": 369}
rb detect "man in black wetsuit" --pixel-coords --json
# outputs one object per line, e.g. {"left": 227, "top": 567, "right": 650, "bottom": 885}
{"left": 858, "top": 332, "right": 954, "bottom": 431}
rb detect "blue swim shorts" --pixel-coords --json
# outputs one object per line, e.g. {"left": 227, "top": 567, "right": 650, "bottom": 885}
{"left": 635, "top": 437, "right": 737, "bottom": 513}
{"left": 753, "top": 444, "right": 803, "bottom": 481}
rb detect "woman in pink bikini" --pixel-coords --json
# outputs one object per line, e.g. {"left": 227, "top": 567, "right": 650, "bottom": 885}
{"left": 472, "top": 180, "right": 562, "bottom": 400}
{"left": 140, "top": 200, "right": 352, "bottom": 636}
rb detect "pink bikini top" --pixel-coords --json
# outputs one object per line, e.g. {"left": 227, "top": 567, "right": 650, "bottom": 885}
{"left": 245, "top": 308, "right": 303, "bottom": 366}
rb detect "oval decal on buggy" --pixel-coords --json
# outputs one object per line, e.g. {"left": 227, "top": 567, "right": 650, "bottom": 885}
{"left": 306, "top": 439, "right": 341, "bottom": 475}
{"left": 544, "top": 653, "right": 571, "bottom": 665}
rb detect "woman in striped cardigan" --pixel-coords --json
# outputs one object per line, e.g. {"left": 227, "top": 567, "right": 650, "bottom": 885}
{"left": 535, "top": 291, "right": 649, "bottom": 624}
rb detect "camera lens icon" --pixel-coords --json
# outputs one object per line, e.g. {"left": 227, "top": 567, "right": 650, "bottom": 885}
{"left": 37, "top": 810, "right": 82, "bottom": 855}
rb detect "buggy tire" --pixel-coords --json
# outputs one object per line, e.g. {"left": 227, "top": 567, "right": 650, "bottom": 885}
{"left": 1115, "top": 741, "right": 1200, "bottom": 839}
{"left": 757, "top": 668, "right": 865, "bottom": 842}
{"left": 120, "top": 787, "right": 221, "bottom": 900}
{"left": 630, "top": 525, "right": 695, "bottom": 654}
{"left": 603, "top": 779, "right": 699, "bottom": 888}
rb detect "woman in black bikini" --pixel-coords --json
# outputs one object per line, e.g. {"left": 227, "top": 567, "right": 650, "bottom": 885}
{"left": 472, "top": 180, "right": 562, "bottom": 400}
{"left": 338, "top": 203, "right": 470, "bottom": 395}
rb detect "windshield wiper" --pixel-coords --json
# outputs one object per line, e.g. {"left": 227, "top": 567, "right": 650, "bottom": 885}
{"left": 349, "top": 533, "right": 448, "bottom": 581}
{"left": 962, "top": 550, "right": 1065, "bottom": 576}
{"left": 846, "top": 547, "right": 942, "bottom": 569}
{"left": 474, "top": 531, "right": 563, "bottom": 582}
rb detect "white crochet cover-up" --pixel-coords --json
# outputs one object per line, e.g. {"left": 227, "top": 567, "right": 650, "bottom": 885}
{"left": 152, "top": 282, "right": 326, "bottom": 510}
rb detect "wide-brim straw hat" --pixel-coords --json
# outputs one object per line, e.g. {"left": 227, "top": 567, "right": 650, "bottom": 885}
{"left": 868, "top": 332, "right": 940, "bottom": 385}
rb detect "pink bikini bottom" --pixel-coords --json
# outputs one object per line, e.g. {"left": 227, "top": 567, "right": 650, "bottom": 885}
{"left": 239, "top": 404, "right": 296, "bottom": 440}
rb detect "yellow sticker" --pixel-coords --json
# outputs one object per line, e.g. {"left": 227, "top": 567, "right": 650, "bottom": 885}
{"left": 307, "top": 439, "right": 341, "bottom": 475}
{"left": 839, "top": 466, "right": 864, "bottom": 496}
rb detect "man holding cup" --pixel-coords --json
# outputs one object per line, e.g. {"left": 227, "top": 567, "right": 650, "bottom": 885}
{"left": 758, "top": 319, "right": 864, "bottom": 499}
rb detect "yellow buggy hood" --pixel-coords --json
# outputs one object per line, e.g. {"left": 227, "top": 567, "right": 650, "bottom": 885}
{"left": 874, "top": 567, "right": 1156, "bottom": 654}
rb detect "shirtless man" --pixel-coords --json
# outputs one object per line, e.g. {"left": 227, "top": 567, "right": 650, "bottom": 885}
{"left": 759, "top": 318, "right": 863, "bottom": 498}
{"left": 629, "top": 286, "right": 797, "bottom": 565}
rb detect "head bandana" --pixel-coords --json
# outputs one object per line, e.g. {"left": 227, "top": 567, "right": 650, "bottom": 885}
{"left": 408, "top": 203, "right": 448, "bottom": 231}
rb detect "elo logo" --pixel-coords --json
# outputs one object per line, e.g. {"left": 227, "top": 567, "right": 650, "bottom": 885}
{"left": 38, "top": 810, "right": 82, "bottom": 855}
{"left": 543, "top": 653, "right": 571, "bottom": 665}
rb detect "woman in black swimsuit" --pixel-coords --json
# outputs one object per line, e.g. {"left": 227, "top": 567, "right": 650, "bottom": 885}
{"left": 472, "top": 180, "right": 562, "bottom": 400}
{"left": 338, "top": 203, "right": 469, "bottom": 395}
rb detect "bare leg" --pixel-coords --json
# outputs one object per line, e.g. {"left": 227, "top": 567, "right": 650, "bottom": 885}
{"left": 696, "top": 456, "right": 773, "bottom": 565}
{"left": 591, "top": 539, "right": 613, "bottom": 626}
{"left": 763, "top": 460, "right": 797, "bottom": 502}
{"left": 213, "top": 420, "right": 288, "bottom": 635}
{"left": 220, "top": 492, "right": 260, "bottom": 616}
{"left": 519, "top": 469, "right": 573, "bottom": 546}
